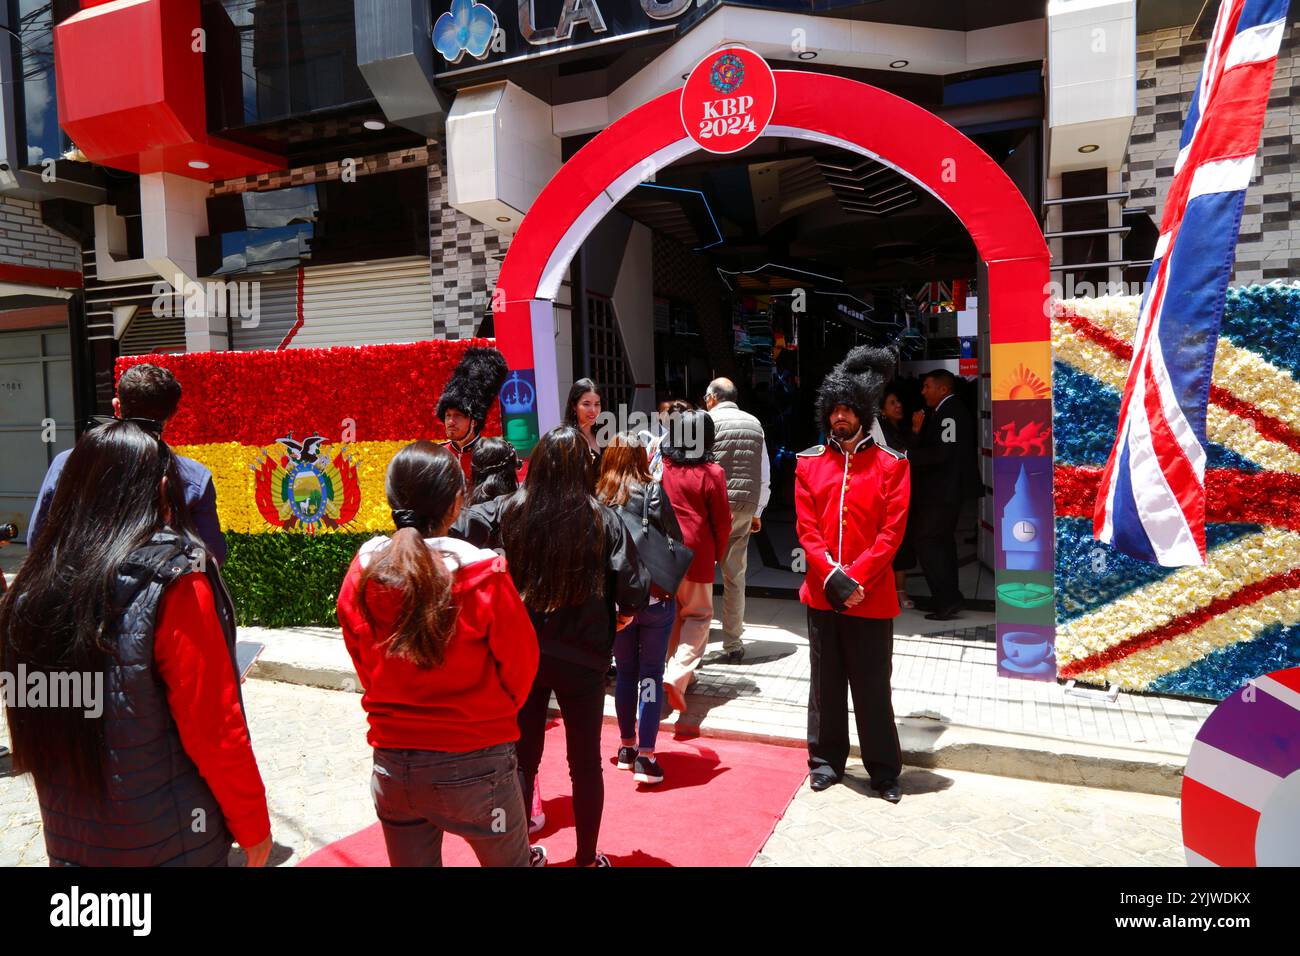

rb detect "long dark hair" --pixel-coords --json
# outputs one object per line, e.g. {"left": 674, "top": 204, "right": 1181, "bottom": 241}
{"left": 469, "top": 437, "right": 519, "bottom": 506}
{"left": 661, "top": 408, "right": 715, "bottom": 466}
{"left": 596, "top": 432, "right": 651, "bottom": 507}
{"left": 0, "top": 420, "right": 195, "bottom": 795}
{"left": 359, "top": 441, "right": 465, "bottom": 668}
{"left": 563, "top": 378, "right": 601, "bottom": 428}
{"left": 501, "top": 426, "right": 604, "bottom": 613}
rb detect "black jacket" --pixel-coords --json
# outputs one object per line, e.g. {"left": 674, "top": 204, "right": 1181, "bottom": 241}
{"left": 35, "top": 530, "right": 239, "bottom": 866}
{"left": 611, "top": 480, "right": 683, "bottom": 601}
{"left": 493, "top": 495, "right": 650, "bottom": 672}
{"left": 877, "top": 415, "right": 917, "bottom": 456}
{"left": 909, "top": 395, "right": 982, "bottom": 510}
{"left": 450, "top": 494, "right": 509, "bottom": 550}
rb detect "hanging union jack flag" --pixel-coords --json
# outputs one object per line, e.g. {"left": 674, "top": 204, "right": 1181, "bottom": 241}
{"left": 1094, "top": 0, "right": 1292, "bottom": 566}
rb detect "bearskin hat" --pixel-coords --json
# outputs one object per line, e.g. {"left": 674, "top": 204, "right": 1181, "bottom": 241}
{"left": 436, "top": 346, "right": 509, "bottom": 428}
{"left": 815, "top": 344, "right": 898, "bottom": 431}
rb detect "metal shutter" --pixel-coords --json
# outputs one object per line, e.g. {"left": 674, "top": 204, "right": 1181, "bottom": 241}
{"left": 230, "top": 271, "right": 299, "bottom": 351}
{"left": 293, "top": 257, "right": 433, "bottom": 348}
{"left": 119, "top": 311, "right": 185, "bottom": 355}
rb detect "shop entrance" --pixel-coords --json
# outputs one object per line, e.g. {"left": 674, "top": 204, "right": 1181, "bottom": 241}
{"left": 492, "top": 62, "right": 1054, "bottom": 666}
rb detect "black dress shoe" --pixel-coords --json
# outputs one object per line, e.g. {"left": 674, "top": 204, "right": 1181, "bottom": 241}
{"left": 809, "top": 773, "right": 839, "bottom": 792}
{"left": 924, "top": 606, "right": 961, "bottom": 621}
{"left": 877, "top": 781, "right": 902, "bottom": 803}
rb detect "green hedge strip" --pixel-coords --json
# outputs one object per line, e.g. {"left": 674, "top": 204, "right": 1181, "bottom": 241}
{"left": 223, "top": 532, "right": 373, "bottom": 628}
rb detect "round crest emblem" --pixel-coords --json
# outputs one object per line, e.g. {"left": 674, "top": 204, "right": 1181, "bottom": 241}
{"left": 709, "top": 53, "right": 745, "bottom": 94}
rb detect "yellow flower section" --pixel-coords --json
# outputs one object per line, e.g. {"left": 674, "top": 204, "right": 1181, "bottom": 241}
{"left": 175, "top": 441, "right": 410, "bottom": 534}
{"left": 1051, "top": 316, "right": 1300, "bottom": 473}
{"left": 1055, "top": 528, "right": 1300, "bottom": 686}
{"left": 1071, "top": 587, "right": 1300, "bottom": 690}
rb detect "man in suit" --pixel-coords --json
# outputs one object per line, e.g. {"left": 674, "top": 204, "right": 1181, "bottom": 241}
{"left": 28, "top": 363, "right": 226, "bottom": 564}
{"left": 908, "top": 369, "right": 980, "bottom": 620}
{"left": 795, "top": 346, "right": 909, "bottom": 801}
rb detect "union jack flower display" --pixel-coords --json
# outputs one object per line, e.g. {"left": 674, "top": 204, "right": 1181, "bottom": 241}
{"left": 1093, "top": 0, "right": 1291, "bottom": 566}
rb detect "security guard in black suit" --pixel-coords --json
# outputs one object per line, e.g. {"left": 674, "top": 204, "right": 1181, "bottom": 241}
{"left": 908, "top": 369, "right": 981, "bottom": 620}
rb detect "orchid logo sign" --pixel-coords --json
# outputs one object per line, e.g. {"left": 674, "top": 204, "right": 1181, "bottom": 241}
{"left": 434, "top": 0, "right": 499, "bottom": 64}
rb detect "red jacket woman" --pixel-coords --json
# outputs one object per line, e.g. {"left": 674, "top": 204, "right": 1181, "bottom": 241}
{"left": 338, "top": 536, "right": 539, "bottom": 753}
{"left": 336, "top": 441, "right": 542, "bottom": 868}
{"left": 0, "top": 420, "right": 271, "bottom": 867}
{"left": 659, "top": 409, "right": 732, "bottom": 712}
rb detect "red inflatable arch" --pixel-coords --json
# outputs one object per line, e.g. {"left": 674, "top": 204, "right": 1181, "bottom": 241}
{"left": 492, "top": 62, "right": 1056, "bottom": 677}
{"left": 493, "top": 68, "right": 1050, "bottom": 437}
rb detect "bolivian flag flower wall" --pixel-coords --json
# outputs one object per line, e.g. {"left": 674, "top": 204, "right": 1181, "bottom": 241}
{"left": 116, "top": 339, "right": 499, "bottom": 626}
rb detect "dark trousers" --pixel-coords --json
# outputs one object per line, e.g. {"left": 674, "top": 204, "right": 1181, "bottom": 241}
{"left": 915, "top": 500, "right": 962, "bottom": 610}
{"left": 516, "top": 654, "right": 606, "bottom": 867}
{"left": 806, "top": 608, "right": 902, "bottom": 785}
{"left": 370, "top": 743, "right": 530, "bottom": 867}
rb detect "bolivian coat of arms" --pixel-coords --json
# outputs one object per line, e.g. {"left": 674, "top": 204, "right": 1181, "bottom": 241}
{"left": 252, "top": 430, "right": 361, "bottom": 532}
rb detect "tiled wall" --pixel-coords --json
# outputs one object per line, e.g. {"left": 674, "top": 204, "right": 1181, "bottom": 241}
{"left": 0, "top": 196, "right": 81, "bottom": 273}
{"left": 1124, "top": 22, "right": 1300, "bottom": 283}
{"left": 427, "top": 142, "right": 510, "bottom": 340}
{"left": 210, "top": 146, "right": 429, "bottom": 195}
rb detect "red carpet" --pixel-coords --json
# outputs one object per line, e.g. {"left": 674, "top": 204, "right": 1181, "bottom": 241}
{"left": 300, "top": 720, "right": 808, "bottom": 867}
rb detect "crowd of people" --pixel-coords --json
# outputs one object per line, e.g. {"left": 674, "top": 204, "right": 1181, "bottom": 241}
{"left": 0, "top": 342, "right": 982, "bottom": 868}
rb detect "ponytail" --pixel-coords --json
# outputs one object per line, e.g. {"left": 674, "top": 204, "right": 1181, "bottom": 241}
{"left": 357, "top": 440, "right": 466, "bottom": 667}
{"left": 359, "top": 526, "right": 458, "bottom": 667}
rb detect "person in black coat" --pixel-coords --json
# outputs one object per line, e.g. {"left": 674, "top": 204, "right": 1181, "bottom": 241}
{"left": 449, "top": 437, "right": 520, "bottom": 550}
{"left": 496, "top": 427, "right": 649, "bottom": 868}
{"left": 877, "top": 385, "right": 919, "bottom": 609}
{"left": 908, "top": 369, "right": 981, "bottom": 620}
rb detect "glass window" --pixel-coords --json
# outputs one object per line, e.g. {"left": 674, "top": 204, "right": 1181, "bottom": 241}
{"left": 204, "top": 0, "right": 372, "bottom": 130}
{"left": 10, "top": 0, "right": 72, "bottom": 167}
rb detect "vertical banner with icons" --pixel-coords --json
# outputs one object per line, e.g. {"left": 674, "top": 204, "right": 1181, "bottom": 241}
{"left": 499, "top": 368, "right": 539, "bottom": 457}
{"left": 989, "top": 339, "right": 1057, "bottom": 681}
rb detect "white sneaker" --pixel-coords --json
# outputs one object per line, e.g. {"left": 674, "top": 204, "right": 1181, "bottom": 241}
{"left": 528, "top": 845, "right": 548, "bottom": 867}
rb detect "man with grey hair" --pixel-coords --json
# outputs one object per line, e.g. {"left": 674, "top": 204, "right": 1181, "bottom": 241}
{"left": 704, "top": 378, "right": 771, "bottom": 663}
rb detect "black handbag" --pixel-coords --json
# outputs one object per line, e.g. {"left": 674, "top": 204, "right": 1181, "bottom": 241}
{"left": 623, "top": 484, "right": 695, "bottom": 595}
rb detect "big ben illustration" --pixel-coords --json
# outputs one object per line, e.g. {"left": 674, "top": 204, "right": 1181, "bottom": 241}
{"left": 1000, "top": 463, "right": 1048, "bottom": 571}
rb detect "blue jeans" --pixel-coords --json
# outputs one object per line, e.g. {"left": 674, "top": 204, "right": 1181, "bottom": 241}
{"left": 370, "top": 742, "right": 530, "bottom": 867}
{"left": 613, "top": 599, "right": 676, "bottom": 752}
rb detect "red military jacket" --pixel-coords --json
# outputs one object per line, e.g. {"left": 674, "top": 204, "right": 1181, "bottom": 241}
{"left": 436, "top": 435, "right": 479, "bottom": 486}
{"left": 794, "top": 434, "right": 910, "bottom": 619}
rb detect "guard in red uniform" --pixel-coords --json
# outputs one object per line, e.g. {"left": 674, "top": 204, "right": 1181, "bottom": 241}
{"left": 435, "top": 346, "right": 510, "bottom": 487}
{"left": 795, "top": 345, "right": 909, "bottom": 802}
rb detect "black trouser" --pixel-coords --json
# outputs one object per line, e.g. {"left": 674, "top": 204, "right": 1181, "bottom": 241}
{"left": 806, "top": 608, "right": 902, "bottom": 785}
{"left": 516, "top": 653, "right": 606, "bottom": 867}
{"left": 914, "top": 500, "right": 962, "bottom": 610}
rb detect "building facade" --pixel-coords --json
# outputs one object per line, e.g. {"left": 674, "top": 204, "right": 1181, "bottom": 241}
{"left": 0, "top": 0, "right": 1292, "bottom": 543}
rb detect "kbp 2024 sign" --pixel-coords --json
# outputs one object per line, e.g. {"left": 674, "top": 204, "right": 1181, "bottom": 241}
{"left": 680, "top": 46, "right": 776, "bottom": 154}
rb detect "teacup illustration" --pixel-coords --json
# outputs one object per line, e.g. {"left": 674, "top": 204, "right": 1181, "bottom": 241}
{"left": 1001, "top": 631, "right": 1052, "bottom": 668}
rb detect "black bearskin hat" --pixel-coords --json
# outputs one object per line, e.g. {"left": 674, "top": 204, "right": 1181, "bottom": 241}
{"left": 436, "top": 346, "right": 509, "bottom": 428}
{"left": 815, "top": 344, "right": 897, "bottom": 431}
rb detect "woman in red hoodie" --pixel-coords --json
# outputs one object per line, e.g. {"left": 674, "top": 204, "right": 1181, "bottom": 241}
{"left": 337, "top": 441, "right": 541, "bottom": 867}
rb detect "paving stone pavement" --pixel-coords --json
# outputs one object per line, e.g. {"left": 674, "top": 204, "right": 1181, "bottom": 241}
{"left": 2, "top": 679, "right": 1184, "bottom": 867}
{"left": 0, "top": 679, "right": 376, "bottom": 867}
{"left": 754, "top": 760, "right": 1184, "bottom": 867}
